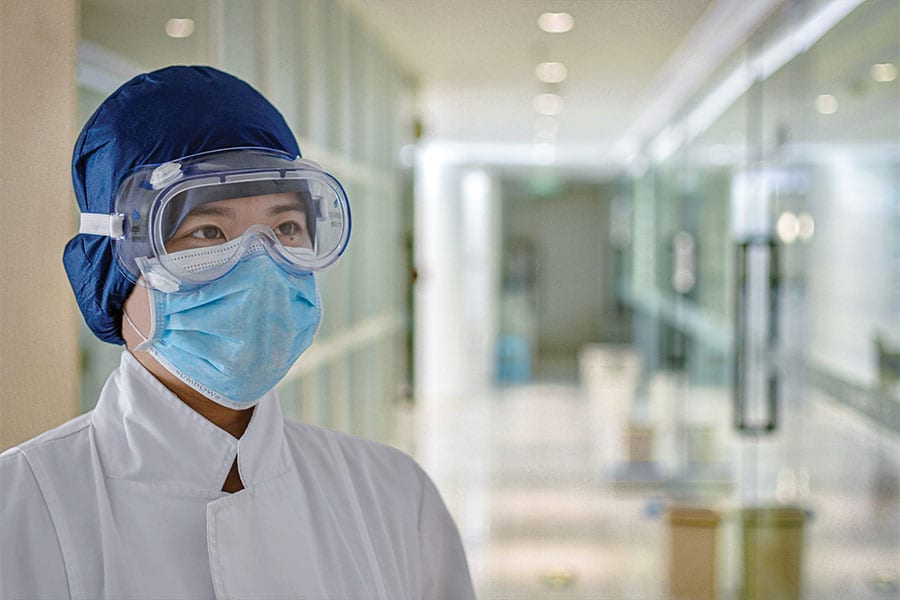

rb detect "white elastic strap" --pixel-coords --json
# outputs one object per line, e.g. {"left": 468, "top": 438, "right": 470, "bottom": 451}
{"left": 80, "top": 213, "right": 125, "bottom": 239}
{"left": 122, "top": 308, "right": 149, "bottom": 344}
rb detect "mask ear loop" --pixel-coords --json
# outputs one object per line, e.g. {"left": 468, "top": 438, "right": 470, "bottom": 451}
{"left": 122, "top": 308, "right": 149, "bottom": 345}
{"left": 122, "top": 286, "right": 157, "bottom": 352}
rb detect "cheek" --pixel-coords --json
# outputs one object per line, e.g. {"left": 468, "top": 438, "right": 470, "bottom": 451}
{"left": 122, "top": 280, "right": 153, "bottom": 345}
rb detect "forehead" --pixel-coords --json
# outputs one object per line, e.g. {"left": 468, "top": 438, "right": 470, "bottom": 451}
{"left": 184, "top": 192, "right": 306, "bottom": 217}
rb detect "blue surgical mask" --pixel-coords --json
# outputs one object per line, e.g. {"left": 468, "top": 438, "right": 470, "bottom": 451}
{"left": 127, "top": 252, "right": 321, "bottom": 409}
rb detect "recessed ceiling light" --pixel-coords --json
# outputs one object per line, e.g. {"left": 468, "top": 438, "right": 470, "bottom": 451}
{"left": 871, "top": 63, "right": 897, "bottom": 82}
{"left": 815, "top": 94, "right": 838, "bottom": 115}
{"left": 166, "top": 18, "right": 195, "bottom": 38}
{"left": 797, "top": 213, "right": 815, "bottom": 241}
{"left": 535, "top": 62, "right": 567, "bottom": 83}
{"left": 534, "top": 93, "right": 563, "bottom": 115}
{"left": 777, "top": 212, "right": 800, "bottom": 244}
{"left": 538, "top": 12, "right": 574, "bottom": 33}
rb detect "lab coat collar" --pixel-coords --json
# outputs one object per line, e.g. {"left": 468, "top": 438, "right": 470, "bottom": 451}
{"left": 91, "top": 351, "right": 287, "bottom": 492}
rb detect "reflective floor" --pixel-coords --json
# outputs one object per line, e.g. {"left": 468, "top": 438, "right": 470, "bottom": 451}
{"left": 414, "top": 352, "right": 900, "bottom": 600}
{"left": 417, "top": 366, "right": 667, "bottom": 599}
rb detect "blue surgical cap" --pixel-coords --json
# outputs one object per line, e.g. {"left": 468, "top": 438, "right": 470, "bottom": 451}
{"left": 63, "top": 66, "right": 301, "bottom": 344}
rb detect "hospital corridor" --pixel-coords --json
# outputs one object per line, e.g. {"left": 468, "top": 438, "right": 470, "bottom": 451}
{"left": 1, "top": 0, "right": 898, "bottom": 599}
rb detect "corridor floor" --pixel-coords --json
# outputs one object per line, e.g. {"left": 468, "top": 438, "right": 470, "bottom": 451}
{"left": 413, "top": 363, "right": 900, "bottom": 600}
{"left": 416, "top": 380, "right": 667, "bottom": 599}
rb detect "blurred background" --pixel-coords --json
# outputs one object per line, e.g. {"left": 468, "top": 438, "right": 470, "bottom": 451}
{"left": 1, "top": 0, "right": 898, "bottom": 598}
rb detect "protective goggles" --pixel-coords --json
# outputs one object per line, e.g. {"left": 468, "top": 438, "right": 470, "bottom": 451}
{"left": 80, "top": 148, "right": 351, "bottom": 292}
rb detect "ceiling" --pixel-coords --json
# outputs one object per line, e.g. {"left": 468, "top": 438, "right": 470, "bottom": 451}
{"left": 350, "top": 0, "right": 787, "bottom": 169}
{"left": 81, "top": 0, "right": 797, "bottom": 173}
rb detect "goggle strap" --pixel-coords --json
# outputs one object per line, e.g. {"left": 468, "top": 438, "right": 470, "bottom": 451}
{"left": 80, "top": 213, "right": 125, "bottom": 239}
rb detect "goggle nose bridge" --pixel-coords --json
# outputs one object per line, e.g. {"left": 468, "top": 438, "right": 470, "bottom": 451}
{"left": 229, "top": 224, "right": 294, "bottom": 260}
{"left": 241, "top": 222, "right": 281, "bottom": 242}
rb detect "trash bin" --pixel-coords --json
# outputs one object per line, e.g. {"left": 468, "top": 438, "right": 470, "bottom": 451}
{"left": 668, "top": 506, "right": 721, "bottom": 600}
{"left": 684, "top": 424, "right": 715, "bottom": 466}
{"left": 741, "top": 507, "right": 806, "bottom": 600}
{"left": 496, "top": 334, "right": 531, "bottom": 383}
{"left": 627, "top": 423, "right": 655, "bottom": 463}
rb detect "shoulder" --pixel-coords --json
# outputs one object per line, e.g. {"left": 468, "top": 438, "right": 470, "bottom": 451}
{"left": 1, "top": 412, "right": 93, "bottom": 475}
{"left": 285, "top": 419, "right": 431, "bottom": 510}
{"left": 1, "top": 412, "right": 96, "bottom": 521}
{"left": 280, "top": 419, "right": 456, "bottom": 536}
{"left": 0, "top": 417, "right": 89, "bottom": 598}
{"left": 282, "top": 418, "right": 427, "bottom": 489}
{"left": 281, "top": 420, "right": 475, "bottom": 597}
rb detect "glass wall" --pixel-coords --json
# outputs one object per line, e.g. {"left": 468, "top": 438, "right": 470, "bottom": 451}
{"left": 77, "top": 0, "right": 415, "bottom": 447}
{"left": 619, "top": 0, "right": 899, "bottom": 596}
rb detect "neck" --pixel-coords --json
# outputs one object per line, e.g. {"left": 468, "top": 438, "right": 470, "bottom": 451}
{"left": 128, "top": 349, "right": 255, "bottom": 439}
{"left": 177, "top": 387, "right": 255, "bottom": 439}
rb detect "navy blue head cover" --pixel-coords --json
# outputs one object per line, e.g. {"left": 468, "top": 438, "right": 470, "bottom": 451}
{"left": 64, "top": 66, "right": 301, "bottom": 344}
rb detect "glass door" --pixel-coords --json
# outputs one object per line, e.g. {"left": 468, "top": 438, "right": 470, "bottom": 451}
{"left": 730, "top": 1, "right": 899, "bottom": 597}
{"left": 632, "top": 1, "right": 900, "bottom": 598}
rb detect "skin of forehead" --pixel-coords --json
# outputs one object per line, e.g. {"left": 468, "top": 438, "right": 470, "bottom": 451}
{"left": 184, "top": 192, "right": 305, "bottom": 223}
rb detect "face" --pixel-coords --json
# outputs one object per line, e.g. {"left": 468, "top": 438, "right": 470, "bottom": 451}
{"left": 122, "top": 192, "right": 314, "bottom": 409}
{"left": 164, "top": 192, "right": 313, "bottom": 253}
{"left": 122, "top": 193, "right": 313, "bottom": 414}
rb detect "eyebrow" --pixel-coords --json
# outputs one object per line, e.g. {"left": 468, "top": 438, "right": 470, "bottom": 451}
{"left": 184, "top": 201, "right": 304, "bottom": 219}
{"left": 267, "top": 202, "right": 306, "bottom": 216}
{"left": 186, "top": 205, "right": 234, "bottom": 218}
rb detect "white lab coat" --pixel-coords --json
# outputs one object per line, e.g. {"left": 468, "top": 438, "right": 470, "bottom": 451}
{"left": 0, "top": 351, "right": 475, "bottom": 600}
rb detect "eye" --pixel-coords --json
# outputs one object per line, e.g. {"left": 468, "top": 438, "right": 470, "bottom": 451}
{"left": 189, "top": 226, "right": 225, "bottom": 241}
{"left": 275, "top": 221, "right": 303, "bottom": 237}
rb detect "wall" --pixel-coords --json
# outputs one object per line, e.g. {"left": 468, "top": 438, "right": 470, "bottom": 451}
{"left": 503, "top": 181, "right": 612, "bottom": 364}
{"left": 414, "top": 155, "right": 502, "bottom": 399}
{"left": 0, "top": 1, "right": 80, "bottom": 450}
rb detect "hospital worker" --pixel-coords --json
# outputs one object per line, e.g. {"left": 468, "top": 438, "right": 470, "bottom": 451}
{"left": 0, "top": 66, "right": 475, "bottom": 600}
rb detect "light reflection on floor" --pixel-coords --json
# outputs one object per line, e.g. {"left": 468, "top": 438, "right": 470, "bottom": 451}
{"left": 417, "top": 380, "right": 665, "bottom": 599}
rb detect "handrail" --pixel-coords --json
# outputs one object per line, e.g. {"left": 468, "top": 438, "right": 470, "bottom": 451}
{"left": 804, "top": 361, "right": 900, "bottom": 436}
{"left": 616, "top": 283, "right": 900, "bottom": 435}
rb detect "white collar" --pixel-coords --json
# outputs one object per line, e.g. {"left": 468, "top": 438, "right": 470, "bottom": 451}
{"left": 91, "top": 351, "right": 287, "bottom": 493}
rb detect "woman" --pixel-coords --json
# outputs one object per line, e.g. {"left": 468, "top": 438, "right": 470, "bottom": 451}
{"left": 0, "top": 66, "right": 474, "bottom": 600}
